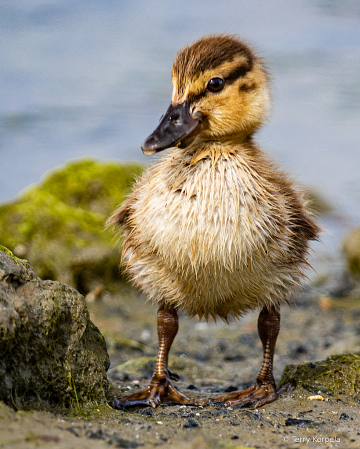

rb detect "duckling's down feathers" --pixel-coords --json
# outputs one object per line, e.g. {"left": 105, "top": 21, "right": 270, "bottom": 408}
{"left": 110, "top": 142, "right": 319, "bottom": 321}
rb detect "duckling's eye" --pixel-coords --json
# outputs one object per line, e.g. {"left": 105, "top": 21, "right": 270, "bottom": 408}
{"left": 207, "top": 78, "right": 224, "bottom": 93}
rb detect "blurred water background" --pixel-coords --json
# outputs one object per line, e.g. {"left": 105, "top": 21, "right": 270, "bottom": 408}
{"left": 1, "top": 0, "right": 360, "bottom": 268}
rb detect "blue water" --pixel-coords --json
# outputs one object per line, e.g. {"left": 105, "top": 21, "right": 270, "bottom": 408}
{"left": 1, "top": 1, "right": 360, "bottom": 261}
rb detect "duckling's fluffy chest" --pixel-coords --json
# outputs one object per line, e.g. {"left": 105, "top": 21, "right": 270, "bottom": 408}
{"left": 123, "top": 153, "right": 303, "bottom": 319}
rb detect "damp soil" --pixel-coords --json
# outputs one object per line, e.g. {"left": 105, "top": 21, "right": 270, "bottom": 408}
{"left": 1, "top": 272, "right": 360, "bottom": 449}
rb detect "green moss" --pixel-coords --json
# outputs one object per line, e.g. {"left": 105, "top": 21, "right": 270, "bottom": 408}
{"left": 39, "top": 159, "right": 142, "bottom": 213}
{"left": 66, "top": 401, "right": 122, "bottom": 419}
{"left": 0, "top": 159, "right": 143, "bottom": 291}
{"left": 0, "top": 245, "right": 27, "bottom": 265}
{"left": 0, "top": 246, "right": 14, "bottom": 258}
{"left": 279, "top": 354, "right": 360, "bottom": 399}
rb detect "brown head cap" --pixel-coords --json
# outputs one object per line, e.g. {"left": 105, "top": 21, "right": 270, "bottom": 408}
{"left": 172, "top": 35, "right": 255, "bottom": 96}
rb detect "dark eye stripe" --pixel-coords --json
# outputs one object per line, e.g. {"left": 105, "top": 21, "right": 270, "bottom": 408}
{"left": 225, "top": 62, "right": 252, "bottom": 85}
{"left": 187, "top": 60, "right": 252, "bottom": 103}
{"left": 187, "top": 91, "right": 207, "bottom": 103}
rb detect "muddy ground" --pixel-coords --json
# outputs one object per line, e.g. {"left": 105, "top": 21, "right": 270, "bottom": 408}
{"left": 1, "top": 263, "right": 360, "bottom": 449}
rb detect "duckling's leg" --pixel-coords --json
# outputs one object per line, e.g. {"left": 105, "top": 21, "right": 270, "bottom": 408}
{"left": 211, "top": 305, "right": 280, "bottom": 408}
{"left": 112, "top": 306, "right": 197, "bottom": 409}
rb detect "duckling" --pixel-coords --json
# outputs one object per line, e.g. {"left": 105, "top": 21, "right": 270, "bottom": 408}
{"left": 109, "top": 35, "right": 320, "bottom": 409}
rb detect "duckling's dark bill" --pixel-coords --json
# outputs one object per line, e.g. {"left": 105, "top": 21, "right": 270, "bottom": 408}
{"left": 141, "top": 101, "right": 200, "bottom": 155}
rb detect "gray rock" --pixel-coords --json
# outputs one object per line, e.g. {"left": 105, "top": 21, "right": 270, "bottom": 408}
{"left": 0, "top": 249, "right": 110, "bottom": 411}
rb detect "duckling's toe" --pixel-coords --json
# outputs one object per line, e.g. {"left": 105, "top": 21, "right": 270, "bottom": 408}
{"left": 209, "top": 381, "right": 278, "bottom": 409}
{"left": 112, "top": 379, "right": 198, "bottom": 410}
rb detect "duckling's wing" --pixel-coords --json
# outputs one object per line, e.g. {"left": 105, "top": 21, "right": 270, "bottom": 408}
{"left": 107, "top": 199, "right": 133, "bottom": 227}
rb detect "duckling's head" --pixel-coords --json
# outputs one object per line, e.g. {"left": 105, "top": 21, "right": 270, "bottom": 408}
{"left": 142, "top": 35, "right": 270, "bottom": 155}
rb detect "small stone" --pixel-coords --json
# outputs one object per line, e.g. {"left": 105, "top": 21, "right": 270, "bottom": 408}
{"left": 183, "top": 419, "right": 199, "bottom": 428}
{"left": 285, "top": 418, "right": 314, "bottom": 427}
{"left": 140, "top": 330, "right": 151, "bottom": 342}
{"left": 224, "top": 385, "right": 238, "bottom": 393}
{"left": 307, "top": 395, "right": 328, "bottom": 401}
{"left": 223, "top": 354, "right": 245, "bottom": 362}
{"left": 140, "top": 407, "right": 154, "bottom": 417}
{"left": 209, "top": 400, "right": 226, "bottom": 408}
{"left": 187, "top": 384, "right": 199, "bottom": 390}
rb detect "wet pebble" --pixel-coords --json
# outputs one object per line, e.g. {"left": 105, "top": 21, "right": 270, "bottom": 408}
{"left": 139, "top": 407, "right": 154, "bottom": 417}
{"left": 285, "top": 418, "right": 314, "bottom": 427}
{"left": 211, "top": 409, "right": 229, "bottom": 418}
{"left": 119, "top": 418, "right": 132, "bottom": 424}
{"left": 65, "top": 426, "right": 83, "bottom": 437}
{"left": 208, "top": 400, "right": 226, "bottom": 408}
{"left": 187, "top": 384, "right": 199, "bottom": 390}
{"left": 223, "top": 385, "right": 238, "bottom": 392}
{"left": 340, "top": 413, "right": 352, "bottom": 420}
{"left": 183, "top": 419, "right": 199, "bottom": 428}
{"left": 223, "top": 354, "right": 245, "bottom": 361}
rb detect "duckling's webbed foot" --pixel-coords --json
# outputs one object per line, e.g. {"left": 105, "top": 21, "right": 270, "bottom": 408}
{"left": 112, "top": 306, "right": 197, "bottom": 410}
{"left": 210, "top": 380, "right": 277, "bottom": 409}
{"left": 112, "top": 374, "right": 195, "bottom": 409}
{"left": 209, "top": 305, "right": 280, "bottom": 409}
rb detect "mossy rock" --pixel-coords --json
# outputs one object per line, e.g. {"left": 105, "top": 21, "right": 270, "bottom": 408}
{"left": 0, "top": 250, "right": 110, "bottom": 411}
{"left": 0, "top": 245, "right": 15, "bottom": 258}
{"left": 343, "top": 228, "right": 360, "bottom": 278}
{"left": 0, "top": 159, "right": 143, "bottom": 293}
{"left": 279, "top": 354, "right": 360, "bottom": 398}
